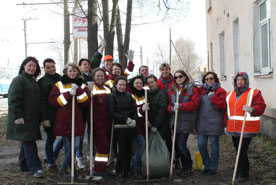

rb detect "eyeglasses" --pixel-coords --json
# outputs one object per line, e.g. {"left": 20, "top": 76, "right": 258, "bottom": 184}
{"left": 174, "top": 75, "right": 184, "bottom": 79}
{"left": 205, "top": 77, "right": 214, "bottom": 81}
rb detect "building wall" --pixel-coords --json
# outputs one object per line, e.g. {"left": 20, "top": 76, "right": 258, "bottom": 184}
{"left": 206, "top": 0, "right": 276, "bottom": 137}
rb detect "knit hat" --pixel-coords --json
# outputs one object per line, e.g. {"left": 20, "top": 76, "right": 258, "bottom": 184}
{"left": 103, "top": 55, "right": 113, "bottom": 61}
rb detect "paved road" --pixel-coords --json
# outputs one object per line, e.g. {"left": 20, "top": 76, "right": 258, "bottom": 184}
{"left": 0, "top": 97, "right": 8, "bottom": 115}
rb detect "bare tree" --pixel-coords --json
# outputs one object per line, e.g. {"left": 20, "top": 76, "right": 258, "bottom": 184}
{"left": 172, "top": 37, "right": 201, "bottom": 79}
{"left": 155, "top": 43, "right": 169, "bottom": 64}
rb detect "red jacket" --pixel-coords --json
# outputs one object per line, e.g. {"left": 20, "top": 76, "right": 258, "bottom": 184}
{"left": 49, "top": 82, "right": 90, "bottom": 136}
{"left": 131, "top": 93, "right": 145, "bottom": 135}
{"left": 167, "top": 86, "right": 200, "bottom": 114}
{"left": 87, "top": 83, "right": 112, "bottom": 133}
{"left": 157, "top": 75, "right": 175, "bottom": 93}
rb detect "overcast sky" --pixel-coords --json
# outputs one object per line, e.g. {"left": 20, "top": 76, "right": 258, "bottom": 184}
{"left": 0, "top": 0, "right": 206, "bottom": 74}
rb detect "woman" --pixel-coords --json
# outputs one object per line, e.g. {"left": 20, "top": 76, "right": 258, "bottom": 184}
{"left": 89, "top": 68, "right": 112, "bottom": 176}
{"left": 167, "top": 70, "right": 200, "bottom": 177}
{"left": 197, "top": 72, "right": 226, "bottom": 176}
{"left": 226, "top": 72, "right": 266, "bottom": 181}
{"left": 108, "top": 76, "right": 137, "bottom": 181}
{"left": 105, "top": 63, "right": 124, "bottom": 89}
{"left": 49, "top": 63, "right": 90, "bottom": 178}
{"left": 6, "top": 57, "right": 43, "bottom": 178}
{"left": 76, "top": 58, "right": 93, "bottom": 169}
{"left": 128, "top": 76, "right": 146, "bottom": 180}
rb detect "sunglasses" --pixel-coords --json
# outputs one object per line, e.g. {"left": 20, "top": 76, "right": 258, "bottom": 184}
{"left": 174, "top": 75, "right": 184, "bottom": 79}
{"left": 205, "top": 77, "right": 214, "bottom": 81}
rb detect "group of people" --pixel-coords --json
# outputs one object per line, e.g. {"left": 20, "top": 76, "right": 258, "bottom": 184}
{"left": 6, "top": 43, "right": 266, "bottom": 182}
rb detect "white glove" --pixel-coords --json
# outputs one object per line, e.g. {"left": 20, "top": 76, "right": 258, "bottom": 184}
{"left": 126, "top": 117, "right": 133, "bottom": 124}
{"left": 151, "top": 127, "right": 157, "bottom": 132}
{"left": 129, "top": 120, "right": 136, "bottom": 127}
{"left": 70, "top": 83, "right": 77, "bottom": 96}
{"left": 125, "top": 49, "right": 134, "bottom": 61}
{"left": 87, "top": 82, "right": 94, "bottom": 91}
{"left": 142, "top": 103, "right": 150, "bottom": 111}
{"left": 208, "top": 92, "right": 214, "bottom": 96}
{"left": 243, "top": 106, "right": 253, "bottom": 113}
{"left": 174, "top": 103, "right": 181, "bottom": 112}
{"left": 41, "top": 120, "right": 51, "bottom": 127}
{"left": 15, "top": 118, "right": 24, "bottom": 125}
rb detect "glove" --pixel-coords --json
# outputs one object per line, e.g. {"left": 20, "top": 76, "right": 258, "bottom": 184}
{"left": 87, "top": 82, "right": 94, "bottom": 91}
{"left": 126, "top": 117, "right": 133, "bottom": 124}
{"left": 129, "top": 120, "right": 136, "bottom": 127}
{"left": 174, "top": 103, "right": 181, "bottom": 112}
{"left": 208, "top": 91, "right": 214, "bottom": 96}
{"left": 151, "top": 127, "right": 157, "bottom": 133}
{"left": 243, "top": 106, "right": 253, "bottom": 113}
{"left": 70, "top": 83, "right": 77, "bottom": 96}
{"left": 125, "top": 49, "right": 134, "bottom": 61}
{"left": 15, "top": 118, "right": 24, "bottom": 125}
{"left": 142, "top": 103, "right": 150, "bottom": 111}
{"left": 41, "top": 120, "right": 51, "bottom": 127}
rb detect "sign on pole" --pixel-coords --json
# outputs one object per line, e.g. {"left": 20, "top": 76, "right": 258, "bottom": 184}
{"left": 72, "top": 8, "right": 87, "bottom": 39}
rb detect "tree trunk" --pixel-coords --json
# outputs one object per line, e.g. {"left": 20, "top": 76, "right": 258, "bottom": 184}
{"left": 116, "top": 8, "right": 124, "bottom": 66}
{"left": 88, "top": 0, "right": 98, "bottom": 60}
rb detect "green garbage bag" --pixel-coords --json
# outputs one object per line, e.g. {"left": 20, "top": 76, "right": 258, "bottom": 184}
{"left": 141, "top": 131, "right": 170, "bottom": 178}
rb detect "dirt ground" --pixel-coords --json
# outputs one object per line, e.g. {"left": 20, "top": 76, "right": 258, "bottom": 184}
{"left": 1, "top": 114, "right": 276, "bottom": 185}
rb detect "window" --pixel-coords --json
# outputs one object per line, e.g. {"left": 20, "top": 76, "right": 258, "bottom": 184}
{"left": 259, "top": 0, "right": 272, "bottom": 72}
{"left": 233, "top": 18, "right": 240, "bottom": 74}
{"left": 219, "top": 32, "right": 226, "bottom": 76}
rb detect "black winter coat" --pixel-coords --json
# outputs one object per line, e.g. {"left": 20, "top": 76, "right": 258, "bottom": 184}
{"left": 108, "top": 90, "right": 137, "bottom": 128}
{"left": 38, "top": 73, "right": 61, "bottom": 132}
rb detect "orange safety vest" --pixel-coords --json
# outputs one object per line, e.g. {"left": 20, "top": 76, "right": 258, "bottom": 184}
{"left": 226, "top": 88, "right": 260, "bottom": 134}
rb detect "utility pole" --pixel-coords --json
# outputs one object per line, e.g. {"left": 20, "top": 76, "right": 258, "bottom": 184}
{"left": 64, "top": 0, "right": 70, "bottom": 65}
{"left": 23, "top": 19, "right": 29, "bottom": 58}
{"left": 169, "top": 28, "right": 171, "bottom": 66}
{"left": 140, "top": 46, "right": 143, "bottom": 66}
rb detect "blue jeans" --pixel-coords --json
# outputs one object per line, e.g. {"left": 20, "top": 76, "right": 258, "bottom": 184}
{"left": 61, "top": 136, "right": 81, "bottom": 171}
{"left": 175, "top": 133, "right": 193, "bottom": 170}
{"left": 53, "top": 137, "right": 63, "bottom": 160}
{"left": 133, "top": 134, "right": 146, "bottom": 173}
{"left": 76, "top": 123, "right": 96, "bottom": 158}
{"left": 198, "top": 135, "right": 219, "bottom": 171}
{"left": 19, "top": 141, "right": 42, "bottom": 173}
{"left": 45, "top": 130, "right": 56, "bottom": 165}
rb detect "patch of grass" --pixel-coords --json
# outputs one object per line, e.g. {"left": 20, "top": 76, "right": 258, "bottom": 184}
{"left": 253, "top": 135, "right": 276, "bottom": 159}
{"left": 0, "top": 114, "right": 7, "bottom": 122}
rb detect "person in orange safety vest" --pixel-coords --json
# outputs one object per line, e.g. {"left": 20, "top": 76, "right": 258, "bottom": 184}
{"left": 226, "top": 72, "right": 266, "bottom": 182}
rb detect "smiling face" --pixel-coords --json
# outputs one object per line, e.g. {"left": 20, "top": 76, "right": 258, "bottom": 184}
{"left": 24, "top": 60, "right": 37, "bottom": 75}
{"left": 160, "top": 67, "right": 170, "bottom": 78}
{"left": 236, "top": 76, "right": 245, "bottom": 88}
{"left": 204, "top": 73, "right": 215, "bottom": 86}
{"left": 44, "top": 62, "right": 56, "bottom": 75}
{"left": 79, "top": 60, "right": 90, "bottom": 73}
{"left": 104, "top": 60, "right": 113, "bottom": 71}
{"left": 112, "top": 65, "right": 122, "bottom": 76}
{"left": 147, "top": 77, "right": 158, "bottom": 91}
{"left": 133, "top": 78, "right": 143, "bottom": 91}
{"left": 116, "top": 79, "right": 126, "bottom": 92}
{"left": 94, "top": 70, "right": 105, "bottom": 85}
{"left": 139, "top": 66, "right": 149, "bottom": 78}
{"left": 174, "top": 72, "right": 186, "bottom": 86}
{"left": 67, "top": 66, "right": 78, "bottom": 79}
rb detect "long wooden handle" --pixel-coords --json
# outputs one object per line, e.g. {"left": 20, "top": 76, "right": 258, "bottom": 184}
{"left": 107, "top": 120, "right": 114, "bottom": 166}
{"left": 71, "top": 96, "right": 75, "bottom": 184}
{"left": 170, "top": 90, "right": 180, "bottom": 179}
{"left": 232, "top": 90, "right": 251, "bottom": 185}
{"left": 145, "top": 89, "right": 149, "bottom": 181}
{"left": 90, "top": 91, "right": 93, "bottom": 176}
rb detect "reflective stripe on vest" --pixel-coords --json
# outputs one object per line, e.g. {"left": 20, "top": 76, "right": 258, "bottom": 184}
{"left": 105, "top": 79, "right": 114, "bottom": 88}
{"left": 95, "top": 153, "right": 108, "bottom": 162}
{"left": 132, "top": 94, "right": 145, "bottom": 118}
{"left": 92, "top": 84, "right": 111, "bottom": 95}
{"left": 226, "top": 88, "right": 260, "bottom": 133}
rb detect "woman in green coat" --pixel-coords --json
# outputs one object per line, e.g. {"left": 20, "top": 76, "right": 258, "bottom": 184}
{"left": 6, "top": 57, "right": 43, "bottom": 178}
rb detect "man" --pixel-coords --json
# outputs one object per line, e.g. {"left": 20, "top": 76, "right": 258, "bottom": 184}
{"left": 138, "top": 65, "right": 149, "bottom": 82}
{"left": 142, "top": 75, "right": 171, "bottom": 150}
{"left": 157, "top": 63, "right": 174, "bottom": 93}
{"left": 38, "top": 58, "right": 61, "bottom": 172}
